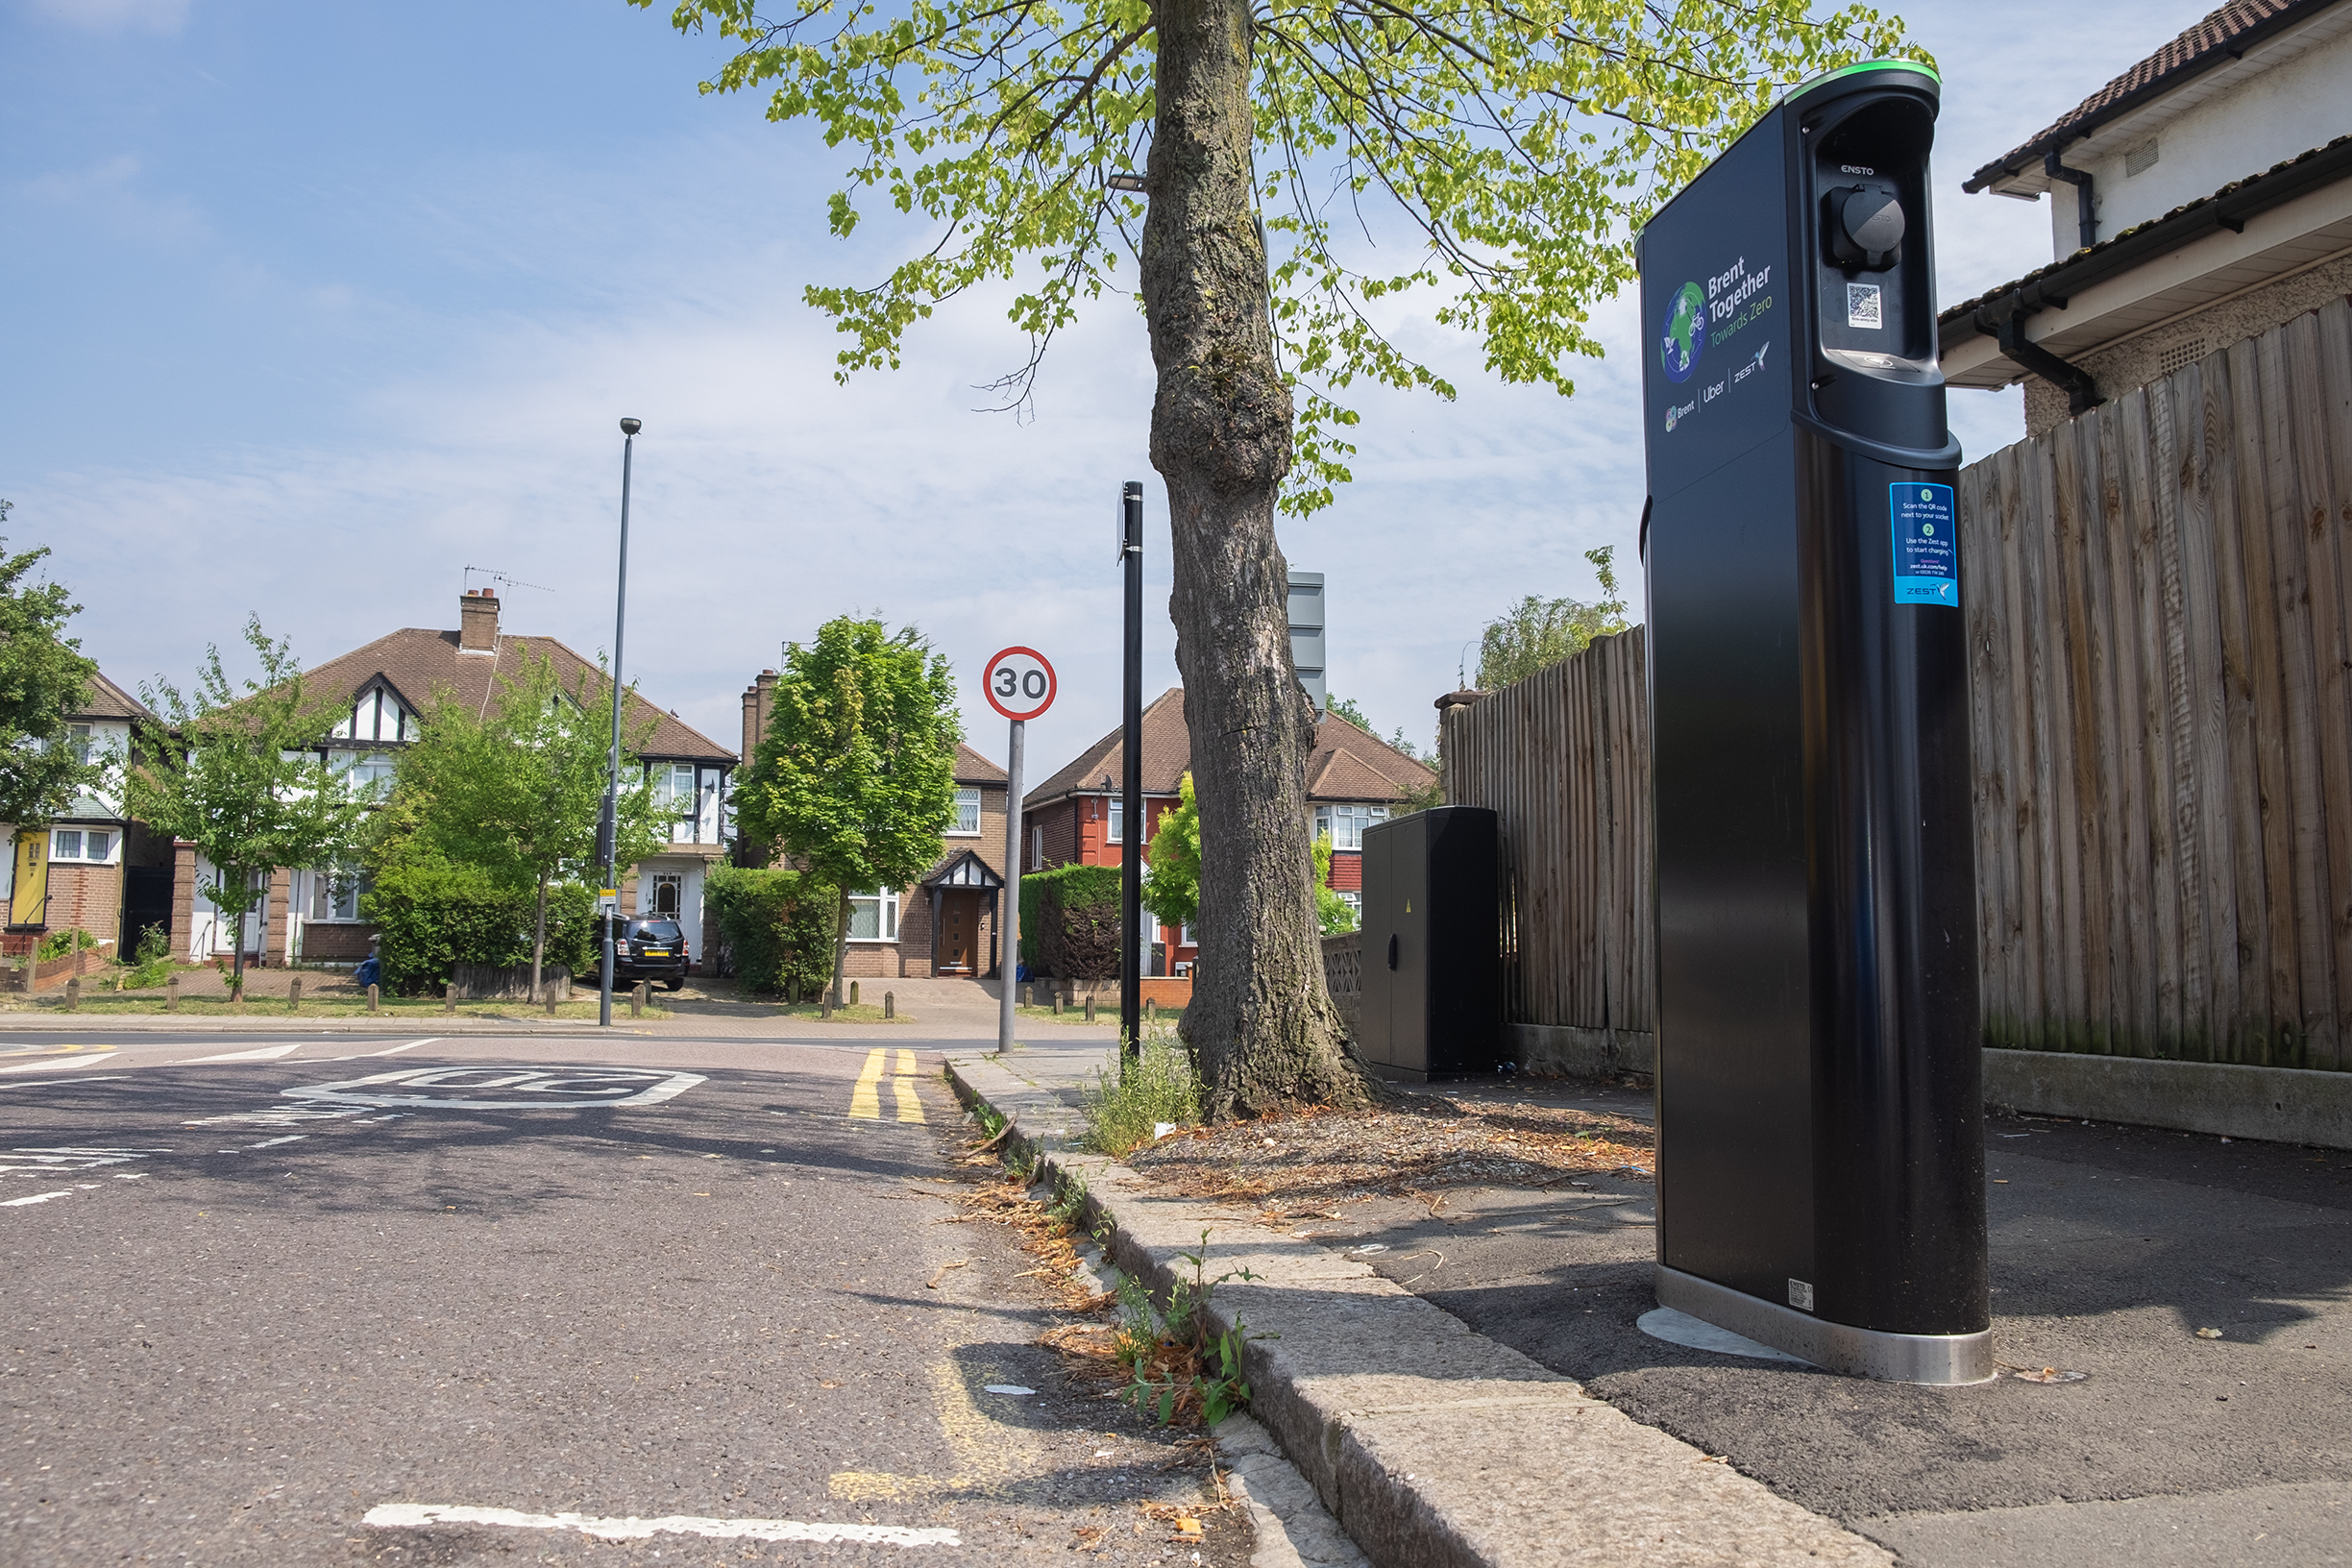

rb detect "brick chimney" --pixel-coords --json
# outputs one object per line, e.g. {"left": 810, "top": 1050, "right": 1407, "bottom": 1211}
{"left": 459, "top": 589, "right": 501, "bottom": 652}
{"left": 741, "top": 669, "right": 779, "bottom": 759}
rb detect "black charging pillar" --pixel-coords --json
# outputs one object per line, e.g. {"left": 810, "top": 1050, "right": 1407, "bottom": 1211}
{"left": 1638, "top": 61, "right": 1989, "bottom": 1384}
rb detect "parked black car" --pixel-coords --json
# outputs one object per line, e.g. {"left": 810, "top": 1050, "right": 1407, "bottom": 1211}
{"left": 610, "top": 916, "right": 690, "bottom": 991}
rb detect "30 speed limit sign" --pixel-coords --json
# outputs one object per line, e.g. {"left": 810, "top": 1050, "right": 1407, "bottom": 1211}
{"left": 983, "top": 647, "right": 1057, "bottom": 722}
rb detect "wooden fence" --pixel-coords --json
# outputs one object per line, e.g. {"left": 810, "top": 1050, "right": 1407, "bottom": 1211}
{"left": 1440, "top": 625, "right": 1653, "bottom": 1043}
{"left": 1965, "top": 298, "right": 2352, "bottom": 1070}
{"left": 1442, "top": 297, "right": 2352, "bottom": 1071}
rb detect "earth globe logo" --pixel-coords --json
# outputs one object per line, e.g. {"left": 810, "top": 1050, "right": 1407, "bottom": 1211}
{"left": 1659, "top": 281, "right": 1706, "bottom": 383}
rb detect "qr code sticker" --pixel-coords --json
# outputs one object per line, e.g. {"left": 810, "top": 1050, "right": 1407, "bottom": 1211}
{"left": 1848, "top": 282, "right": 1883, "bottom": 330}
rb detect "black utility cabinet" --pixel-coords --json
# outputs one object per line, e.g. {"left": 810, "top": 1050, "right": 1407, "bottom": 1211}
{"left": 1357, "top": 807, "right": 1500, "bottom": 1080}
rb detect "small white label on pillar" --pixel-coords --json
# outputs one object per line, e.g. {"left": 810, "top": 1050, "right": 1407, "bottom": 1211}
{"left": 1846, "top": 282, "right": 1881, "bottom": 329}
{"left": 1788, "top": 1279, "right": 1816, "bottom": 1312}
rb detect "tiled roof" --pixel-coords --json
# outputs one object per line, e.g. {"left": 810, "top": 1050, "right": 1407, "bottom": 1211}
{"left": 954, "top": 742, "right": 1009, "bottom": 786}
{"left": 299, "top": 627, "right": 736, "bottom": 763}
{"left": 71, "top": 670, "right": 160, "bottom": 725}
{"left": 1024, "top": 688, "right": 1435, "bottom": 808}
{"left": 1940, "top": 133, "right": 2352, "bottom": 332}
{"left": 1967, "top": 0, "right": 2337, "bottom": 191}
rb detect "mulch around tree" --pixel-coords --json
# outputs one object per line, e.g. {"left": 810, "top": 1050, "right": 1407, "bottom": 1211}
{"left": 1123, "top": 1088, "right": 1654, "bottom": 1221}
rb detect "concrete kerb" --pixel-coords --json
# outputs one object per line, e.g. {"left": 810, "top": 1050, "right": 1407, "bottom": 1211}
{"left": 943, "top": 1051, "right": 1889, "bottom": 1568}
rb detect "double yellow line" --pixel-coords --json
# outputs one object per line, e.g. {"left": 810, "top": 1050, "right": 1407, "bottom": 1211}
{"left": 849, "top": 1048, "right": 925, "bottom": 1123}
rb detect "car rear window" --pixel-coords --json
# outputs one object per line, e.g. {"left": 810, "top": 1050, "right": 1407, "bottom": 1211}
{"left": 633, "top": 920, "right": 684, "bottom": 943}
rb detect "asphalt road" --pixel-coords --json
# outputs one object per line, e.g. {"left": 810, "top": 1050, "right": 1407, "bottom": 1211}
{"left": 0, "top": 1033, "right": 1249, "bottom": 1565}
{"left": 1326, "top": 1077, "right": 2352, "bottom": 1566}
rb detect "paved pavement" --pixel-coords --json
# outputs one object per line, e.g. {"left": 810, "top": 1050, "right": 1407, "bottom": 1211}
{"left": 0, "top": 1030, "right": 1248, "bottom": 1564}
{"left": 968, "top": 1046, "right": 2352, "bottom": 1567}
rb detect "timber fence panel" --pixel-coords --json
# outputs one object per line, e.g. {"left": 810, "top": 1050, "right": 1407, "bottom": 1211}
{"left": 1443, "top": 300, "right": 2351, "bottom": 1066}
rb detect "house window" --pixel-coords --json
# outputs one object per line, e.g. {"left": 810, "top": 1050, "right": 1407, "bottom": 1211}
{"left": 1313, "top": 803, "right": 1388, "bottom": 851}
{"left": 1337, "top": 890, "right": 1361, "bottom": 919}
{"left": 950, "top": 787, "right": 982, "bottom": 836}
{"left": 51, "top": 829, "right": 114, "bottom": 862}
{"left": 1108, "top": 797, "right": 1124, "bottom": 843}
{"left": 68, "top": 724, "right": 94, "bottom": 765}
{"left": 846, "top": 887, "right": 900, "bottom": 942}
{"left": 308, "top": 865, "right": 369, "bottom": 921}
{"left": 1028, "top": 826, "right": 1043, "bottom": 870}
{"left": 1179, "top": 920, "right": 1195, "bottom": 948}
{"left": 336, "top": 751, "right": 396, "bottom": 797}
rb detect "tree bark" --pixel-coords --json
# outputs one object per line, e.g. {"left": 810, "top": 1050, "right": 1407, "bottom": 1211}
{"left": 529, "top": 873, "right": 550, "bottom": 1004}
{"left": 1144, "top": 0, "right": 1363, "bottom": 1118}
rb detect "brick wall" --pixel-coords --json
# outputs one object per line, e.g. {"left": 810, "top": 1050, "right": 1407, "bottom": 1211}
{"left": 42, "top": 862, "right": 122, "bottom": 952}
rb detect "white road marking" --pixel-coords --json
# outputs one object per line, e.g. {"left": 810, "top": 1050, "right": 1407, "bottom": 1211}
{"left": 0, "top": 1053, "right": 118, "bottom": 1075}
{"left": 2, "top": 1148, "right": 166, "bottom": 1177}
{"left": 368, "top": 1040, "right": 433, "bottom": 1055}
{"left": 362, "top": 1504, "right": 958, "bottom": 1548}
{"left": 1, "top": 1190, "right": 75, "bottom": 1207}
{"left": 0, "top": 1076, "right": 128, "bottom": 1089}
{"left": 245, "top": 1136, "right": 306, "bottom": 1149}
{"left": 283, "top": 1066, "right": 705, "bottom": 1111}
{"left": 184, "top": 1044, "right": 303, "bottom": 1063}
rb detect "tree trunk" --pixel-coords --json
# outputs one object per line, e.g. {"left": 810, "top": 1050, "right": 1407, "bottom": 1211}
{"left": 831, "top": 888, "right": 852, "bottom": 1006}
{"left": 227, "top": 867, "right": 248, "bottom": 993}
{"left": 529, "top": 874, "right": 550, "bottom": 1004}
{"left": 1144, "top": 0, "right": 1363, "bottom": 1119}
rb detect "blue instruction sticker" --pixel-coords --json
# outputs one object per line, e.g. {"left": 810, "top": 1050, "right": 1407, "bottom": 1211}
{"left": 1891, "top": 483, "right": 1958, "bottom": 606}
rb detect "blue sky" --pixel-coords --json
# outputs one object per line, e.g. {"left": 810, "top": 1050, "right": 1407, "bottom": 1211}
{"left": 4, "top": 0, "right": 2217, "bottom": 774}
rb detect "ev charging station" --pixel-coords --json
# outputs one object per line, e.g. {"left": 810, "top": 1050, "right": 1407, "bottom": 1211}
{"left": 1638, "top": 61, "right": 1991, "bottom": 1384}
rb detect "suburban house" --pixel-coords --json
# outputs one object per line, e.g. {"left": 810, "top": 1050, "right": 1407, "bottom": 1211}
{"left": 1022, "top": 688, "right": 1436, "bottom": 975}
{"left": 1939, "top": 0, "right": 2352, "bottom": 435}
{"left": 179, "top": 589, "right": 739, "bottom": 969}
{"left": 737, "top": 668, "right": 1012, "bottom": 980}
{"left": 1, "top": 671, "right": 175, "bottom": 966}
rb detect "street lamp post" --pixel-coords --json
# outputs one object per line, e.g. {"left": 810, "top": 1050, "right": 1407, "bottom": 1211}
{"left": 1119, "top": 480, "right": 1143, "bottom": 1060}
{"left": 600, "top": 417, "right": 642, "bottom": 1029}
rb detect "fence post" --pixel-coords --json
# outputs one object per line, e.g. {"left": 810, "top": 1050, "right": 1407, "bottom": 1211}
{"left": 64, "top": 975, "right": 80, "bottom": 1012}
{"left": 629, "top": 983, "right": 643, "bottom": 1019}
{"left": 366, "top": 983, "right": 380, "bottom": 1014}
{"left": 287, "top": 975, "right": 302, "bottom": 1013}
{"left": 545, "top": 987, "right": 558, "bottom": 1017}
{"left": 1085, "top": 992, "right": 1096, "bottom": 1024}
{"left": 849, "top": 980, "right": 860, "bottom": 1006}
{"left": 166, "top": 975, "right": 180, "bottom": 1013}
{"left": 444, "top": 981, "right": 456, "bottom": 1014}
{"left": 884, "top": 990, "right": 895, "bottom": 1019}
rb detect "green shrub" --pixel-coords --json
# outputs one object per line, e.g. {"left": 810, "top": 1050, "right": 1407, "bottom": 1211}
{"left": 364, "top": 861, "right": 532, "bottom": 994}
{"left": 1081, "top": 1025, "right": 1202, "bottom": 1156}
{"left": 36, "top": 927, "right": 100, "bottom": 963}
{"left": 705, "top": 864, "right": 838, "bottom": 997}
{"left": 1023, "top": 863, "right": 1122, "bottom": 980}
{"left": 127, "top": 924, "right": 173, "bottom": 989}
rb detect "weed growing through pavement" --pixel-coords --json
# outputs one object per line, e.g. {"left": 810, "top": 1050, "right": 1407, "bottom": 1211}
{"left": 1114, "top": 1231, "right": 1265, "bottom": 1428}
{"left": 1081, "top": 1024, "right": 1201, "bottom": 1156}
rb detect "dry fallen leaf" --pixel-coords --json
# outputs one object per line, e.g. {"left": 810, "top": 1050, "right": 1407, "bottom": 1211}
{"left": 925, "top": 1260, "right": 969, "bottom": 1289}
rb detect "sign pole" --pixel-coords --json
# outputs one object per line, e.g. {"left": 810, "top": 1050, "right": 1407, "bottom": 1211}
{"left": 1120, "top": 480, "right": 1144, "bottom": 1060}
{"left": 998, "top": 715, "right": 1025, "bottom": 1055}
{"left": 981, "top": 644, "right": 1054, "bottom": 1054}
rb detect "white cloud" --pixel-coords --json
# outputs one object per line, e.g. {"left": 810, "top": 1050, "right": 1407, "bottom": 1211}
{"left": 27, "top": 0, "right": 190, "bottom": 35}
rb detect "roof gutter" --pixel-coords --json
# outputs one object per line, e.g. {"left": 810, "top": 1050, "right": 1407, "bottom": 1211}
{"left": 1939, "top": 134, "right": 2352, "bottom": 364}
{"left": 1962, "top": 0, "right": 2341, "bottom": 194}
{"left": 1980, "top": 298, "right": 2103, "bottom": 416}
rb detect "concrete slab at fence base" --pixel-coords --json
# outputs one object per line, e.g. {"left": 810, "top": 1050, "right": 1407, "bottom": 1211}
{"left": 1983, "top": 1048, "right": 2352, "bottom": 1150}
{"left": 943, "top": 1051, "right": 1888, "bottom": 1568}
{"left": 1506, "top": 1023, "right": 1654, "bottom": 1078}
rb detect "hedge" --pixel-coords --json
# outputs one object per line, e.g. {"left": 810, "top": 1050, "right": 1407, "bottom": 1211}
{"left": 705, "top": 864, "right": 839, "bottom": 998}
{"left": 365, "top": 863, "right": 598, "bottom": 995}
{"left": 1021, "top": 863, "right": 1122, "bottom": 980}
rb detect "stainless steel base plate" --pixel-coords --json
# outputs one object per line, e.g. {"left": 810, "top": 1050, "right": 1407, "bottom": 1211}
{"left": 1654, "top": 1264, "right": 1995, "bottom": 1385}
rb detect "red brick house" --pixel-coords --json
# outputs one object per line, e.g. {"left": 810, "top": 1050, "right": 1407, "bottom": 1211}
{"left": 1021, "top": 688, "right": 1435, "bottom": 974}
{"left": 738, "top": 669, "right": 1012, "bottom": 980}
{"left": 2, "top": 671, "right": 175, "bottom": 968}
{"left": 178, "top": 590, "right": 739, "bottom": 969}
